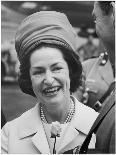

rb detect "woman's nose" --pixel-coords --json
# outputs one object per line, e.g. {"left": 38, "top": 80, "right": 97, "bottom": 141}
{"left": 43, "top": 70, "right": 54, "bottom": 85}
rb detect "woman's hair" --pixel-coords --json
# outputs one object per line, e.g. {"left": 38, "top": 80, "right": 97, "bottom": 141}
{"left": 18, "top": 43, "right": 82, "bottom": 96}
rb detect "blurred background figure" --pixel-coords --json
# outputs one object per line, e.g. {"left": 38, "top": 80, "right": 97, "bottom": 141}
{"left": 74, "top": 36, "right": 114, "bottom": 111}
{"left": 1, "top": 44, "right": 17, "bottom": 82}
{"left": 80, "top": 43, "right": 114, "bottom": 111}
{"left": 77, "top": 35, "right": 97, "bottom": 61}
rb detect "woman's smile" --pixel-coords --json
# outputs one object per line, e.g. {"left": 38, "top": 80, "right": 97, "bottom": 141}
{"left": 42, "top": 86, "right": 62, "bottom": 97}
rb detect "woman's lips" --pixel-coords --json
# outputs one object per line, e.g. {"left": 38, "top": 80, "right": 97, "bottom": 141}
{"left": 42, "top": 86, "right": 61, "bottom": 96}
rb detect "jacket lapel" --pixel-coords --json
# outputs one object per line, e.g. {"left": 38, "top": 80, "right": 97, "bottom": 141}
{"left": 31, "top": 127, "right": 50, "bottom": 154}
{"left": 58, "top": 97, "right": 98, "bottom": 153}
{"left": 18, "top": 103, "right": 50, "bottom": 154}
{"left": 58, "top": 121, "right": 79, "bottom": 153}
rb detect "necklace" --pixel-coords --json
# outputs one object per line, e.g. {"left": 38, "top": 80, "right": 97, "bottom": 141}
{"left": 40, "top": 99, "right": 75, "bottom": 124}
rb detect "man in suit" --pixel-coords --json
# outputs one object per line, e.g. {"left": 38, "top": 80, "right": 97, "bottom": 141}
{"left": 79, "top": 1, "right": 115, "bottom": 153}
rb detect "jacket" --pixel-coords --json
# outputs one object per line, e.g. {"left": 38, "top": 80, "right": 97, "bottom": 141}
{"left": 82, "top": 57, "right": 114, "bottom": 109}
{"left": 79, "top": 88, "right": 115, "bottom": 154}
{"left": 1, "top": 96, "right": 98, "bottom": 154}
{"left": 95, "top": 89, "right": 115, "bottom": 153}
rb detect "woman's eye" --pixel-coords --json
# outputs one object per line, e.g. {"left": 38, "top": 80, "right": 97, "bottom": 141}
{"left": 53, "top": 67, "right": 62, "bottom": 71}
{"left": 33, "top": 70, "right": 43, "bottom": 75}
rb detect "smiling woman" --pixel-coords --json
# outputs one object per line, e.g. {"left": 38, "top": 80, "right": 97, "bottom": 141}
{"left": 30, "top": 46, "right": 71, "bottom": 111}
{"left": 1, "top": 11, "right": 98, "bottom": 154}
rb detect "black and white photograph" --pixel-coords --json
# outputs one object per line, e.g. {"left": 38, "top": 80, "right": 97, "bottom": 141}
{"left": 1, "top": 1, "right": 115, "bottom": 154}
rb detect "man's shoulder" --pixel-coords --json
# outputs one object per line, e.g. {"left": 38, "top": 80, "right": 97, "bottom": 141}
{"left": 82, "top": 57, "right": 99, "bottom": 74}
{"left": 82, "top": 57, "right": 98, "bottom": 67}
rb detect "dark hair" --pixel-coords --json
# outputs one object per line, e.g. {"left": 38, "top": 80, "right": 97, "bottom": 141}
{"left": 98, "top": 1, "right": 113, "bottom": 15}
{"left": 18, "top": 43, "right": 82, "bottom": 97}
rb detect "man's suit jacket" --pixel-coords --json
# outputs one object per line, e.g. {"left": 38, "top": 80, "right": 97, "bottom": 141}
{"left": 79, "top": 89, "right": 115, "bottom": 154}
{"left": 95, "top": 90, "right": 115, "bottom": 153}
{"left": 1, "top": 96, "right": 98, "bottom": 154}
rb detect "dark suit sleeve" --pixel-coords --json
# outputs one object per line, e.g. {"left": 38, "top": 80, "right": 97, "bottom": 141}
{"left": 109, "top": 124, "right": 115, "bottom": 153}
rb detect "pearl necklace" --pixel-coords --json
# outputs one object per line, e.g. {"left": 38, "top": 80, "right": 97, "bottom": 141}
{"left": 40, "top": 99, "right": 75, "bottom": 124}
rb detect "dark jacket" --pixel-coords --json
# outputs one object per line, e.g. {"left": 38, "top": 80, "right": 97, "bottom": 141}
{"left": 79, "top": 88, "right": 115, "bottom": 154}
{"left": 95, "top": 90, "right": 115, "bottom": 153}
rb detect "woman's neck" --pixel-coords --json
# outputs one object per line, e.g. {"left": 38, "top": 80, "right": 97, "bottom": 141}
{"left": 41, "top": 97, "right": 71, "bottom": 124}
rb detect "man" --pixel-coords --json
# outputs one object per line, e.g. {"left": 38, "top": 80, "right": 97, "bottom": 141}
{"left": 78, "top": 1, "right": 115, "bottom": 110}
{"left": 79, "top": 1, "right": 115, "bottom": 153}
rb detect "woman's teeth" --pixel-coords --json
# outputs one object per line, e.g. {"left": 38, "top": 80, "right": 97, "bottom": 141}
{"left": 43, "top": 87, "right": 61, "bottom": 96}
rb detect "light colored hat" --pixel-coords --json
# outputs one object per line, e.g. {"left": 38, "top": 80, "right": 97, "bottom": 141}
{"left": 15, "top": 11, "right": 78, "bottom": 63}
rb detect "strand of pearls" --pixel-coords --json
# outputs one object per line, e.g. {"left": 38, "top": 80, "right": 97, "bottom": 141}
{"left": 40, "top": 105, "right": 48, "bottom": 124}
{"left": 40, "top": 99, "right": 75, "bottom": 124}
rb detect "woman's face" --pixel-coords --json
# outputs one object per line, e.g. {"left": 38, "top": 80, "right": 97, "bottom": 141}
{"left": 30, "top": 46, "right": 70, "bottom": 108}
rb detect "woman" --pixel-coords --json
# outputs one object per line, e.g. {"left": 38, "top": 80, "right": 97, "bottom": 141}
{"left": 1, "top": 11, "right": 98, "bottom": 154}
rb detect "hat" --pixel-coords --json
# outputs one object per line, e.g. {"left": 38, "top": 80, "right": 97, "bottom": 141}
{"left": 15, "top": 11, "right": 78, "bottom": 62}
{"left": 15, "top": 11, "right": 81, "bottom": 96}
